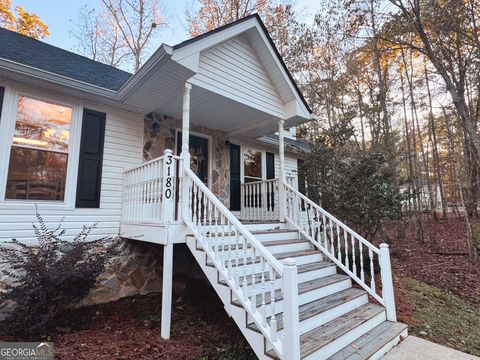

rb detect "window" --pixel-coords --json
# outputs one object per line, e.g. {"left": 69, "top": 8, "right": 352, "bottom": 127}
{"left": 5, "top": 96, "right": 72, "bottom": 201}
{"left": 244, "top": 149, "right": 262, "bottom": 183}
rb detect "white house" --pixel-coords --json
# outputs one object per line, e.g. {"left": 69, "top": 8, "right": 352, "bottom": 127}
{"left": 0, "top": 15, "right": 406, "bottom": 360}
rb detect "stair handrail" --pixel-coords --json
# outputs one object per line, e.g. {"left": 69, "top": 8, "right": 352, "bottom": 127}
{"left": 283, "top": 182, "right": 397, "bottom": 322}
{"left": 184, "top": 168, "right": 300, "bottom": 360}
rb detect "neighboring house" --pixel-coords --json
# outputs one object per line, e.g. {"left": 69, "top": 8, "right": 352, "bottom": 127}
{"left": 0, "top": 15, "right": 406, "bottom": 360}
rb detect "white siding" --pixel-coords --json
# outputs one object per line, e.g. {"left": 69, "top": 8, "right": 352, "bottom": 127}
{"left": 191, "top": 34, "right": 285, "bottom": 118}
{"left": 275, "top": 155, "right": 299, "bottom": 189}
{"left": 0, "top": 93, "right": 143, "bottom": 244}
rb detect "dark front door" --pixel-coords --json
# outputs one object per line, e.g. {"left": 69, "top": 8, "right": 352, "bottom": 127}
{"left": 230, "top": 144, "right": 241, "bottom": 211}
{"left": 177, "top": 132, "right": 209, "bottom": 184}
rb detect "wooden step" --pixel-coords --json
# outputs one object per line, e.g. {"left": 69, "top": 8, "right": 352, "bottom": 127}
{"left": 232, "top": 274, "right": 351, "bottom": 308}
{"left": 209, "top": 238, "right": 310, "bottom": 251}
{"left": 248, "top": 288, "right": 367, "bottom": 333}
{"left": 327, "top": 321, "right": 408, "bottom": 360}
{"left": 274, "top": 248, "right": 319, "bottom": 260}
{"left": 206, "top": 248, "right": 320, "bottom": 267}
{"left": 218, "top": 261, "right": 334, "bottom": 287}
{"left": 266, "top": 303, "right": 385, "bottom": 359}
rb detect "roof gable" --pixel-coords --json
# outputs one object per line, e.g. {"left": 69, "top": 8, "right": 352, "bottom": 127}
{"left": 172, "top": 14, "right": 312, "bottom": 116}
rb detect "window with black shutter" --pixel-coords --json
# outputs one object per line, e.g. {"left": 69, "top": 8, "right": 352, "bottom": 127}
{"left": 75, "top": 109, "right": 106, "bottom": 208}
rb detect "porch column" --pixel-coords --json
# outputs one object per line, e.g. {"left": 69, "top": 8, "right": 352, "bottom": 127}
{"left": 161, "top": 242, "right": 174, "bottom": 339}
{"left": 180, "top": 82, "right": 192, "bottom": 222}
{"left": 278, "top": 119, "right": 286, "bottom": 222}
{"left": 181, "top": 82, "right": 192, "bottom": 165}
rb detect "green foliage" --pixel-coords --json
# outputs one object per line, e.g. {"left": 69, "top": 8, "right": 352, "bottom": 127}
{"left": 403, "top": 278, "right": 480, "bottom": 356}
{"left": 302, "top": 123, "right": 405, "bottom": 239}
{"left": 0, "top": 211, "right": 119, "bottom": 339}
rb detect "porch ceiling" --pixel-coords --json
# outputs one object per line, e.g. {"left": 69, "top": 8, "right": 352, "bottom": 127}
{"left": 151, "top": 84, "right": 287, "bottom": 138}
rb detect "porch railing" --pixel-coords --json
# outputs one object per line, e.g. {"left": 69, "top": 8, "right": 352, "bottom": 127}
{"left": 183, "top": 168, "right": 300, "bottom": 360}
{"left": 122, "top": 149, "right": 183, "bottom": 224}
{"left": 283, "top": 182, "right": 397, "bottom": 322}
{"left": 241, "top": 179, "right": 279, "bottom": 221}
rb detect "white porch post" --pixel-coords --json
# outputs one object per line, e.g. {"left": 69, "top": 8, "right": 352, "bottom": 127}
{"left": 161, "top": 242, "right": 174, "bottom": 339}
{"left": 181, "top": 82, "right": 192, "bottom": 221}
{"left": 181, "top": 82, "right": 192, "bottom": 165}
{"left": 278, "top": 119, "right": 286, "bottom": 222}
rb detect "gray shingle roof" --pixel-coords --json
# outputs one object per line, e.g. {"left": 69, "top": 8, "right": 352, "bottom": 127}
{"left": 0, "top": 27, "right": 132, "bottom": 91}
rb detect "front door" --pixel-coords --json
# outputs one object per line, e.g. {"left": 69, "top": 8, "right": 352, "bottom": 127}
{"left": 176, "top": 132, "right": 209, "bottom": 185}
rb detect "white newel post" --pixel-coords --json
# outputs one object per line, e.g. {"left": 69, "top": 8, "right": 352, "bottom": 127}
{"left": 283, "top": 258, "right": 300, "bottom": 360}
{"left": 379, "top": 243, "right": 397, "bottom": 321}
{"left": 161, "top": 149, "right": 176, "bottom": 340}
{"left": 161, "top": 242, "right": 174, "bottom": 339}
{"left": 181, "top": 82, "right": 192, "bottom": 220}
{"left": 278, "top": 119, "right": 286, "bottom": 222}
{"left": 162, "top": 149, "right": 175, "bottom": 223}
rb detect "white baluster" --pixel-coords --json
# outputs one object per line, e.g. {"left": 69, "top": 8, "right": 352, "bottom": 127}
{"left": 351, "top": 233, "right": 357, "bottom": 276}
{"left": 369, "top": 248, "right": 375, "bottom": 291}
{"left": 359, "top": 243, "right": 365, "bottom": 282}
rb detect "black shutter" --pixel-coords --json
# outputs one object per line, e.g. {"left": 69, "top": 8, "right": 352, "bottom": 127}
{"left": 0, "top": 86, "right": 5, "bottom": 124}
{"left": 266, "top": 152, "right": 275, "bottom": 212}
{"left": 76, "top": 109, "right": 106, "bottom": 208}
{"left": 266, "top": 152, "right": 275, "bottom": 179}
{"left": 229, "top": 144, "right": 241, "bottom": 211}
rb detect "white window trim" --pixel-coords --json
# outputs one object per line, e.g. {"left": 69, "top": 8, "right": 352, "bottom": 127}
{"left": 0, "top": 86, "right": 83, "bottom": 211}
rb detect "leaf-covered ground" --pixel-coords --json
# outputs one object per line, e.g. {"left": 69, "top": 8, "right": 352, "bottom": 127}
{"left": 53, "top": 291, "right": 255, "bottom": 360}
{"left": 384, "top": 216, "right": 480, "bottom": 306}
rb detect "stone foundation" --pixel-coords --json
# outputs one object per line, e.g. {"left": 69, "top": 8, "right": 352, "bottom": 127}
{"left": 82, "top": 240, "right": 205, "bottom": 306}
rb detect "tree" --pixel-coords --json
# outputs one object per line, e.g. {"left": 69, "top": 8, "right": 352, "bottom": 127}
{"left": 302, "top": 123, "right": 404, "bottom": 240}
{"left": 186, "top": 0, "right": 269, "bottom": 36}
{"left": 0, "top": 0, "right": 49, "bottom": 39}
{"left": 101, "top": 0, "right": 166, "bottom": 71}
{"left": 388, "top": 0, "right": 480, "bottom": 164}
{"left": 71, "top": 6, "right": 129, "bottom": 68}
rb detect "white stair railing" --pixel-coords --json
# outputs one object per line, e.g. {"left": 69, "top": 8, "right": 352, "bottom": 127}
{"left": 241, "top": 179, "right": 279, "bottom": 221}
{"left": 283, "top": 183, "right": 397, "bottom": 322}
{"left": 183, "top": 168, "right": 300, "bottom": 360}
{"left": 122, "top": 149, "right": 182, "bottom": 224}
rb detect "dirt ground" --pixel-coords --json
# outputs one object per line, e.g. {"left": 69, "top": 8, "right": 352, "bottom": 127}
{"left": 53, "top": 290, "right": 255, "bottom": 360}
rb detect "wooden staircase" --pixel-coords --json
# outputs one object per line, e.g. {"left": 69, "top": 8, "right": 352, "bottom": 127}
{"left": 186, "top": 221, "right": 408, "bottom": 360}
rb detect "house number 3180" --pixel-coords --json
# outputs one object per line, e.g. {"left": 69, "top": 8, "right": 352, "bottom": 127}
{"left": 165, "top": 155, "right": 173, "bottom": 199}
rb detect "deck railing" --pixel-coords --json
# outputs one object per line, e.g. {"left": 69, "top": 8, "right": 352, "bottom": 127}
{"left": 122, "top": 150, "right": 182, "bottom": 224}
{"left": 240, "top": 179, "right": 279, "bottom": 221}
{"left": 283, "top": 182, "right": 397, "bottom": 322}
{"left": 183, "top": 168, "right": 300, "bottom": 360}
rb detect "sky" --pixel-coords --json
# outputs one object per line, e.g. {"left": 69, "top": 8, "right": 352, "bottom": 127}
{"left": 10, "top": 0, "right": 322, "bottom": 54}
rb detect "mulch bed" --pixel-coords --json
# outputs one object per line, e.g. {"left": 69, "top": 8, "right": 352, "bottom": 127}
{"left": 51, "top": 289, "right": 254, "bottom": 360}
{"left": 383, "top": 216, "right": 480, "bottom": 307}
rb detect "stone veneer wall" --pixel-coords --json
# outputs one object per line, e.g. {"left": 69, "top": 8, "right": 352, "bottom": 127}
{"left": 143, "top": 113, "right": 231, "bottom": 208}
